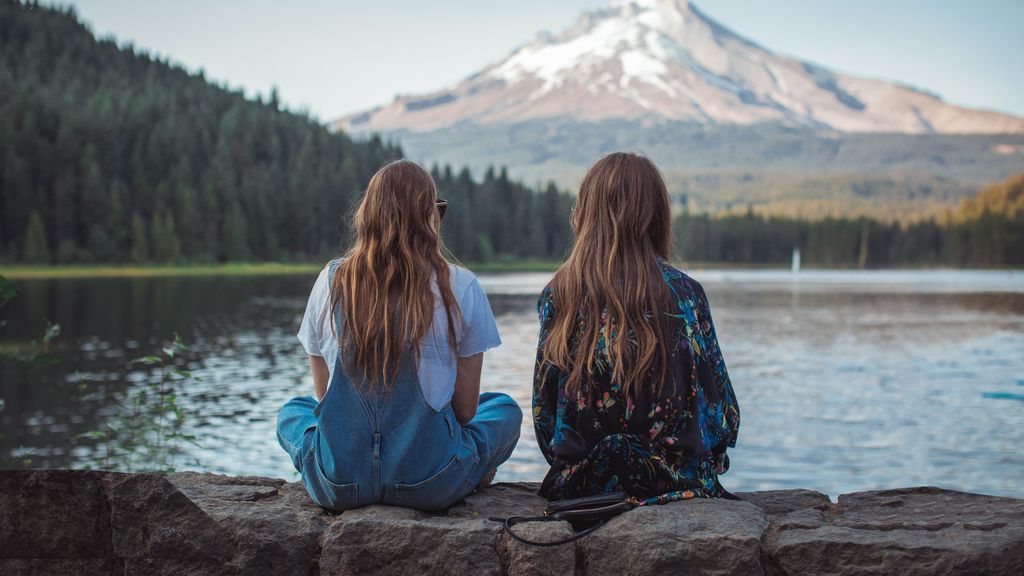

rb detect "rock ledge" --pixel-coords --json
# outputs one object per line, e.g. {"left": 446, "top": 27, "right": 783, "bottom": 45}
{"left": 1, "top": 471, "right": 1022, "bottom": 575}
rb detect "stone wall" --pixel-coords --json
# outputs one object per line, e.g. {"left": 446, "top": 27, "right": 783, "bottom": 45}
{"left": 1, "top": 470, "right": 1022, "bottom": 575}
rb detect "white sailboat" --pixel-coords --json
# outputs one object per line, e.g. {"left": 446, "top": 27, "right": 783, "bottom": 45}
{"left": 791, "top": 247, "right": 801, "bottom": 274}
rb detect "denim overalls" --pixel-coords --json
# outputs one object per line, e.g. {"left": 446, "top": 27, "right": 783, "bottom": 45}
{"left": 277, "top": 263, "right": 522, "bottom": 511}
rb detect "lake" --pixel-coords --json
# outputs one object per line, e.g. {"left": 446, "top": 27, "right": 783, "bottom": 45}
{"left": 1, "top": 268, "right": 1022, "bottom": 498}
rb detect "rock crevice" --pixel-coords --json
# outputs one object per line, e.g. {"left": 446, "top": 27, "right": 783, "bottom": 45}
{"left": 1, "top": 471, "right": 1022, "bottom": 575}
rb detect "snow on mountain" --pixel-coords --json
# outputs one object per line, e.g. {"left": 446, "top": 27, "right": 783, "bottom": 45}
{"left": 336, "top": 0, "right": 1024, "bottom": 135}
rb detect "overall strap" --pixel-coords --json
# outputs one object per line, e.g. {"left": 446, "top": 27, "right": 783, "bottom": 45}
{"left": 326, "top": 257, "right": 343, "bottom": 344}
{"left": 325, "top": 257, "right": 397, "bottom": 422}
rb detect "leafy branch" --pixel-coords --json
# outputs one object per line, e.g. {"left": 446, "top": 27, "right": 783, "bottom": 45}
{"left": 0, "top": 275, "right": 61, "bottom": 369}
{"left": 78, "top": 332, "right": 201, "bottom": 472}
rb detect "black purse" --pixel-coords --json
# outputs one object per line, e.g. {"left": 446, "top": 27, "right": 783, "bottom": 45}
{"left": 489, "top": 491, "right": 641, "bottom": 547}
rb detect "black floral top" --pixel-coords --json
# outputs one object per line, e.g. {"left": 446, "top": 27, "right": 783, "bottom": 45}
{"left": 533, "top": 261, "right": 740, "bottom": 504}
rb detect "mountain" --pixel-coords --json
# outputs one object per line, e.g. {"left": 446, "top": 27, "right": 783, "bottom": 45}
{"left": 331, "top": 0, "right": 1024, "bottom": 219}
{"left": 336, "top": 0, "right": 1024, "bottom": 135}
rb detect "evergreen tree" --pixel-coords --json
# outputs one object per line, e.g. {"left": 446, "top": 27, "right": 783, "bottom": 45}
{"left": 22, "top": 211, "right": 50, "bottom": 263}
{"left": 151, "top": 211, "right": 182, "bottom": 262}
{"left": 86, "top": 226, "right": 116, "bottom": 262}
{"left": 129, "top": 214, "right": 150, "bottom": 263}
{"left": 79, "top": 143, "right": 106, "bottom": 233}
{"left": 174, "top": 184, "right": 201, "bottom": 258}
{"left": 56, "top": 239, "right": 79, "bottom": 264}
{"left": 106, "top": 180, "right": 127, "bottom": 256}
{"left": 3, "top": 150, "right": 30, "bottom": 248}
{"left": 475, "top": 234, "right": 495, "bottom": 263}
{"left": 223, "top": 203, "right": 250, "bottom": 261}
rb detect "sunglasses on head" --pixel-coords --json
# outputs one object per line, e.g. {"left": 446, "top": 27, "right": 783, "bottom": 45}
{"left": 435, "top": 198, "right": 448, "bottom": 220}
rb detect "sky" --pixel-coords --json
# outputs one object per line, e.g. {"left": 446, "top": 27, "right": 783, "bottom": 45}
{"left": 56, "top": 0, "right": 1024, "bottom": 122}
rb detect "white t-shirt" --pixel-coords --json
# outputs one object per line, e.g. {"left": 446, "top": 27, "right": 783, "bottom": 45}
{"left": 297, "top": 262, "right": 502, "bottom": 410}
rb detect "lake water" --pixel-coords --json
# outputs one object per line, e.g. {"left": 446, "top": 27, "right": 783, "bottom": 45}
{"left": 1, "top": 269, "right": 1022, "bottom": 498}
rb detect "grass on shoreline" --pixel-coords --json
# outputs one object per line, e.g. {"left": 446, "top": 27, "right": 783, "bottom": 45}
{"left": 0, "top": 260, "right": 566, "bottom": 279}
{"left": 0, "top": 262, "right": 323, "bottom": 279}
{"left": 5, "top": 260, "right": 996, "bottom": 280}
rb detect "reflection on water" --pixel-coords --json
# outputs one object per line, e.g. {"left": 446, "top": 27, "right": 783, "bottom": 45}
{"left": 1, "top": 269, "right": 1022, "bottom": 497}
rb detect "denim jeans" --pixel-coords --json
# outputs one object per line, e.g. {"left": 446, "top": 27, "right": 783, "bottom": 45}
{"left": 277, "top": 389, "right": 521, "bottom": 511}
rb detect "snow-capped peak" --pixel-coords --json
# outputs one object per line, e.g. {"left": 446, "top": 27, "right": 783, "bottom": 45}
{"left": 336, "top": 0, "right": 1024, "bottom": 135}
{"left": 483, "top": 0, "right": 725, "bottom": 112}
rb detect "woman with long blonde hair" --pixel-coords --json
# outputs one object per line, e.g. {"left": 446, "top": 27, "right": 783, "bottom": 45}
{"left": 278, "top": 159, "right": 522, "bottom": 511}
{"left": 533, "top": 152, "right": 740, "bottom": 503}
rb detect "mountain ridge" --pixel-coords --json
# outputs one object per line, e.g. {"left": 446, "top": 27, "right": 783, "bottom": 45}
{"left": 335, "top": 0, "right": 1024, "bottom": 135}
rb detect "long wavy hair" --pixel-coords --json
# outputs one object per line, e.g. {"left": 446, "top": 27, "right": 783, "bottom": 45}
{"left": 541, "top": 152, "right": 674, "bottom": 399}
{"left": 330, "top": 160, "right": 460, "bottom": 389}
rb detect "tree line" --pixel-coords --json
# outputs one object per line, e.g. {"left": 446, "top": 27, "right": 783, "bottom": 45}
{"left": 674, "top": 173, "right": 1024, "bottom": 268}
{"left": 0, "top": 1, "right": 574, "bottom": 266}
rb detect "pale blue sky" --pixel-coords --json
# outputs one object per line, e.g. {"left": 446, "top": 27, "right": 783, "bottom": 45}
{"left": 58, "top": 0, "right": 1024, "bottom": 121}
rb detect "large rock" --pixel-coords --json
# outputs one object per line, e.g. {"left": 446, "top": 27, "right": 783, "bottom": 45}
{"left": 0, "top": 470, "right": 117, "bottom": 575}
{"left": 316, "top": 482, "right": 576, "bottom": 576}
{"left": 453, "top": 482, "right": 575, "bottom": 576}
{"left": 110, "top": 473, "right": 235, "bottom": 575}
{"left": 2, "top": 471, "right": 1022, "bottom": 575}
{"left": 765, "top": 486, "right": 1024, "bottom": 576}
{"left": 737, "top": 489, "right": 832, "bottom": 517}
{"left": 319, "top": 505, "right": 498, "bottom": 575}
{"left": 0, "top": 470, "right": 112, "bottom": 559}
{"left": 578, "top": 498, "right": 769, "bottom": 575}
{"left": 168, "top": 472, "right": 328, "bottom": 576}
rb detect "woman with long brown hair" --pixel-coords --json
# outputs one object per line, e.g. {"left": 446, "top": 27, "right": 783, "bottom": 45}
{"left": 533, "top": 152, "right": 740, "bottom": 503}
{"left": 277, "top": 159, "right": 522, "bottom": 511}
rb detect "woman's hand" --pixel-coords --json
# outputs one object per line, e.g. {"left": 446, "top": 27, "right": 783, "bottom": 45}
{"left": 451, "top": 353, "right": 484, "bottom": 425}
{"left": 309, "top": 354, "right": 329, "bottom": 401}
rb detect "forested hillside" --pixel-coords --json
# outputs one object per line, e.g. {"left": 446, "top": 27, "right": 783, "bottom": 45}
{"left": 954, "top": 173, "right": 1024, "bottom": 221}
{"left": 674, "top": 173, "right": 1024, "bottom": 267}
{"left": 0, "top": 1, "right": 574, "bottom": 265}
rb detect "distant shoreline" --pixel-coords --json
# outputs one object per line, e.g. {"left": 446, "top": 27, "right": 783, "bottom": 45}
{"left": 0, "top": 261, "right": 563, "bottom": 279}
{"left": 3, "top": 261, "right": 1020, "bottom": 280}
{"left": 1, "top": 263, "right": 320, "bottom": 279}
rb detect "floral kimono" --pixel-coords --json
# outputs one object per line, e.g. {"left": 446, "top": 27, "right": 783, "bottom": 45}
{"left": 533, "top": 261, "right": 740, "bottom": 504}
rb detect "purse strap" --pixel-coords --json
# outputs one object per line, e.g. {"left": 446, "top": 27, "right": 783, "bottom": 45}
{"left": 490, "top": 486, "right": 740, "bottom": 546}
{"left": 488, "top": 515, "right": 610, "bottom": 547}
